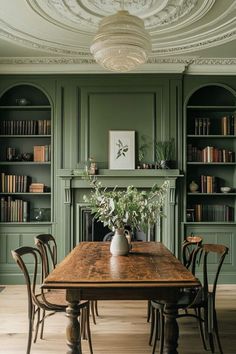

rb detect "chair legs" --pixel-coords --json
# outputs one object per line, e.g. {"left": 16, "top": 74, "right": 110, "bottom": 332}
{"left": 27, "top": 316, "right": 34, "bottom": 354}
{"left": 90, "top": 300, "right": 98, "bottom": 324}
{"left": 149, "top": 304, "right": 164, "bottom": 354}
{"left": 213, "top": 310, "right": 224, "bottom": 354}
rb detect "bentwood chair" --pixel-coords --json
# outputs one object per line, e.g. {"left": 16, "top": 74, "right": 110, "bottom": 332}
{"left": 182, "top": 235, "right": 203, "bottom": 268}
{"left": 147, "top": 235, "right": 203, "bottom": 324}
{"left": 149, "top": 243, "right": 228, "bottom": 354}
{"left": 34, "top": 233, "right": 98, "bottom": 325}
{"left": 12, "top": 246, "right": 93, "bottom": 354}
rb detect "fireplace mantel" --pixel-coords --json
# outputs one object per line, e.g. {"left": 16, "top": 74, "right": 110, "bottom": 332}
{"left": 58, "top": 169, "right": 183, "bottom": 255}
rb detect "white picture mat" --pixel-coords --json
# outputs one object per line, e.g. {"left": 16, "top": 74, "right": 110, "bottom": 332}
{"left": 109, "top": 130, "right": 135, "bottom": 170}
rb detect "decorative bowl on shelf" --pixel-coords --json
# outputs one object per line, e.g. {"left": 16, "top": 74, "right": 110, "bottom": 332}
{"left": 220, "top": 187, "right": 231, "bottom": 193}
{"left": 15, "top": 98, "right": 31, "bottom": 106}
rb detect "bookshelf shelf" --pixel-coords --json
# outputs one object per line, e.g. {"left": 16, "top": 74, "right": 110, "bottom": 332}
{"left": 0, "top": 162, "right": 51, "bottom": 165}
{"left": 184, "top": 221, "right": 236, "bottom": 225}
{"left": 187, "top": 162, "right": 236, "bottom": 165}
{"left": 0, "top": 192, "right": 51, "bottom": 196}
{"left": 185, "top": 84, "right": 236, "bottom": 224}
{"left": 187, "top": 135, "right": 235, "bottom": 138}
{"left": 0, "top": 105, "right": 51, "bottom": 110}
{"left": 0, "top": 135, "right": 51, "bottom": 138}
{"left": 0, "top": 84, "right": 52, "bottom": 223}
{"left": 187, "top": 105, "right": 236, "bottom": 110}
{"left": 188, "top": 192, "right": 236, "bottom": 196}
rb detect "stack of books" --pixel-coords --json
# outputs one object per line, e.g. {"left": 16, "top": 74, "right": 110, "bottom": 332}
{"left": 29, "top": 183, "right": 44, "bottom": 193}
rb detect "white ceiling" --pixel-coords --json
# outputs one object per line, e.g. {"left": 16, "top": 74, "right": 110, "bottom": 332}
{"left": 0, "top": 0, "right": 235, "bottom": 74}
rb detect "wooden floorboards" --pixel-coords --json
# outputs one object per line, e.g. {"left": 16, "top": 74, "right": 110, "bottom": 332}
{"left": 0, "top": 285, "right": 236, "bottom": 354}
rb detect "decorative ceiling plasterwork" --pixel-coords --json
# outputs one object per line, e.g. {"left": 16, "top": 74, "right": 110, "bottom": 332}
{"left": 0, "top": 0, "right": 234, "bottom": 57}
{"left": 1, "top": 56, "right": 236, "bottom": 66}
{"left": 0, "top": 0, "right": 235, "bottom": 74}
{"left": 29, "top": 0, "right": 199, "bottom": 30}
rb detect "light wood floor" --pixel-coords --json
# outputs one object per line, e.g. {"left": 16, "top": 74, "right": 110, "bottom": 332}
{"left": 0, "top": 285, "right": 236, "bottom": 354}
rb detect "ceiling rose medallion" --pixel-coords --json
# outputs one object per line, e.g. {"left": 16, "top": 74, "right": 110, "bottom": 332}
{"left": 90, "top": 9, "right": 151, "bottom": 72}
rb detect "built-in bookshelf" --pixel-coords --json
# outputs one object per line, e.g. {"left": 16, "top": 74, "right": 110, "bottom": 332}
{"left": 185, "top": 85, "right": 236, "bottom": 224}
{"left": 0, "top": 84, "right": 52, "bottom": 223}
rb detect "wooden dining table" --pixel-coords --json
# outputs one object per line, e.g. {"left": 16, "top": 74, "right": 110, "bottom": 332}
{"left": 42, "top": 241, "right": 200, "bottom": 354}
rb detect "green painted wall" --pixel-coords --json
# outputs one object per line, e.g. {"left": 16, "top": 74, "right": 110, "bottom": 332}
{"left": 0, "top": 73, "right": 235, "bottom": 284}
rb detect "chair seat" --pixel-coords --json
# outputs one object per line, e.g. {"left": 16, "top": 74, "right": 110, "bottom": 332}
{"left": 152, "top": 286, "right": 203, "bottom": 307}
{"left": 37, "top": 289, "right": 89, "bottom": 310}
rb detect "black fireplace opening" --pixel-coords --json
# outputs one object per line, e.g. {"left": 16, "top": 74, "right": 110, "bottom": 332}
{"left": 81, "top": 209, "right": 154, "bottom": 242}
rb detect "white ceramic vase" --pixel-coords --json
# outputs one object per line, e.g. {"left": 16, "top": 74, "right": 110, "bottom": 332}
{"left": 110, "top": 228, "right": 130, "bottom": 256}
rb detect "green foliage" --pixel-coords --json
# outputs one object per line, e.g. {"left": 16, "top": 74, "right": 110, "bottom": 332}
{"left": 138, "top": 135, "right": 151, "bottom": 162}
{"left": 84, "top": 179, "right": 169, "bottom": 232}
{"left": 155, "top": 138, "right": 174, "bottom": 162}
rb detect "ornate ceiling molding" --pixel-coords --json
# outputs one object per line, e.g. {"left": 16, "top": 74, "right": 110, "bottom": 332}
{"left": 0, "top": 0, "right": 235, "bottom": 57}
{"left": 0, "top": 0, "right": 235, "bottom": 74}
{"left": 1, "top": 56, "right": 236, "bottom": 66}
{"left": 0, "top": 56, "right": 235, "bottom": 75}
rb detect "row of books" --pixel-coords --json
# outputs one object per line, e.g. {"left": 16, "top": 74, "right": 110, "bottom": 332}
{"left": 193, "top": 114, "right": 236, "bottom": 136}
{"left": 0, "top": 173, "right": 31, "bottom": 193}
{"left": 221, "top": 115, "right": 236, "bottom": 136}
{"left": 194, "top": 117, "right": 210, "bottom": 135}
{"left": 33, "top": 145, "right": 51, "bottom": 162}
{"left": 187, "top": 144, "right": 235, "bottom": 162}
{"left": 193, "top": 204, "right": 234, "bottom": 222}
{"left": 0, "top": 196, "right": 29, "bottom": 222}
{"left": 199, "top": 175, "right": 218, "bottom": 193}
{"left": 0, "top": 119, "right": 51, "bottom": 135}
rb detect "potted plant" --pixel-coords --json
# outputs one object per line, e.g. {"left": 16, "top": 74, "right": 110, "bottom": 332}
{"left": 84, "top": 179, "right": 169, "bottom": 255}
{"left": 155, "top": 138, "right": 175, "bottom": 169}
{"left": 137, "top": 134, "right": 151, "bottom": 169}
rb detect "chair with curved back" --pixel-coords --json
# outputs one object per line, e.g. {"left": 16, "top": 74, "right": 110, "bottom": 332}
{"left": 11, "top": 246, "right": 93, "bottom": 354}
{"left": 182, "top": 235, "right": 203, "bottom": 268}
{"left": 34, "top": 233, "right": 99, "bottom": 325}
{"left": 149, "top": 243, "right": 228, "bottom": 354}
{"left": 148, "top": 235, "right": 203, "bottom": 326}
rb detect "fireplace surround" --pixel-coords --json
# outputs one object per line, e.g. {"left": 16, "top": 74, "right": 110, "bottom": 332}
{"left": 59, "top": 169, "right": 183, "bottom": 256}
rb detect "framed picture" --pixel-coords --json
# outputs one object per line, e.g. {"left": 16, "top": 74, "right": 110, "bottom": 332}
{"left": 109, "top": 130, "right": 135, "bottom": 170}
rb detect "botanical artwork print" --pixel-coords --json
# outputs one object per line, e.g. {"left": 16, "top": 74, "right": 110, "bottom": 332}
{"left": 109, "top": 130, "right": 135, "bottom": 170}
{"left": 116, "top": 139, "right": 129, "bottom": 159}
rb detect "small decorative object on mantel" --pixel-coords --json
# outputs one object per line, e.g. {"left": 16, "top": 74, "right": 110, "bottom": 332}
{"left": 88, "top": 157, "right": 98, "bottom": 175}
{"left": 84, "top": 178, "right": 169, "bottom": 256}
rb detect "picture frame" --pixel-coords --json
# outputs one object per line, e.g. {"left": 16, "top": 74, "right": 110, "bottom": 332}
{"left": 109, "top": 130, "right": 135, "bottom": 170}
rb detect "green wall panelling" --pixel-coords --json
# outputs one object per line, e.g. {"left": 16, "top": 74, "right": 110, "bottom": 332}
{"left": 56, "top": 74, "right": 181, "bottom": 170}
{"left": 81, "top": 89, "right": 160, "bottom": 167}
{"left": 182, "top": 223, "right": 236, "bottom": 283}
{"left": 54, "top": 74, "right": 181, "bottom": 260}
{"left": 0, "top": 224, "right": 52, "bottom": 284}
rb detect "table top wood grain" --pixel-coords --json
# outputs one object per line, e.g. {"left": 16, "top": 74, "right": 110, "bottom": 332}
{"left": 43, "top": 242, "right": 199, "bottom": 291}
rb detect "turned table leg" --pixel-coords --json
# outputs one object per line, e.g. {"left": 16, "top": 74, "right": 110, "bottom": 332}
{"left": 66, "top": 289, "right": 82, "bottom": 354}
{"left": 163, "top": 304, "right": 179, "bottom": 354}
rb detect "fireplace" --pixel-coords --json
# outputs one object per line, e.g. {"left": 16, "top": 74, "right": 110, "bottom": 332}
{"left": 59, "top": 168, "right": 182, "bottom": 255}
{"left": 80, "top": 208, "right": 154, "bottom": 242}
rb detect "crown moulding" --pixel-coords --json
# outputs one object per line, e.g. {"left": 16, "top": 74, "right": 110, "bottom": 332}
{"left": 0, "top": 56, "right": 235, "bottom": 75}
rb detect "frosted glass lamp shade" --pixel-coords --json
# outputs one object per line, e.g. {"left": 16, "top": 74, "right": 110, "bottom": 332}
{"left": 90, "top": 10, "right": 151, "bottom": 72}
